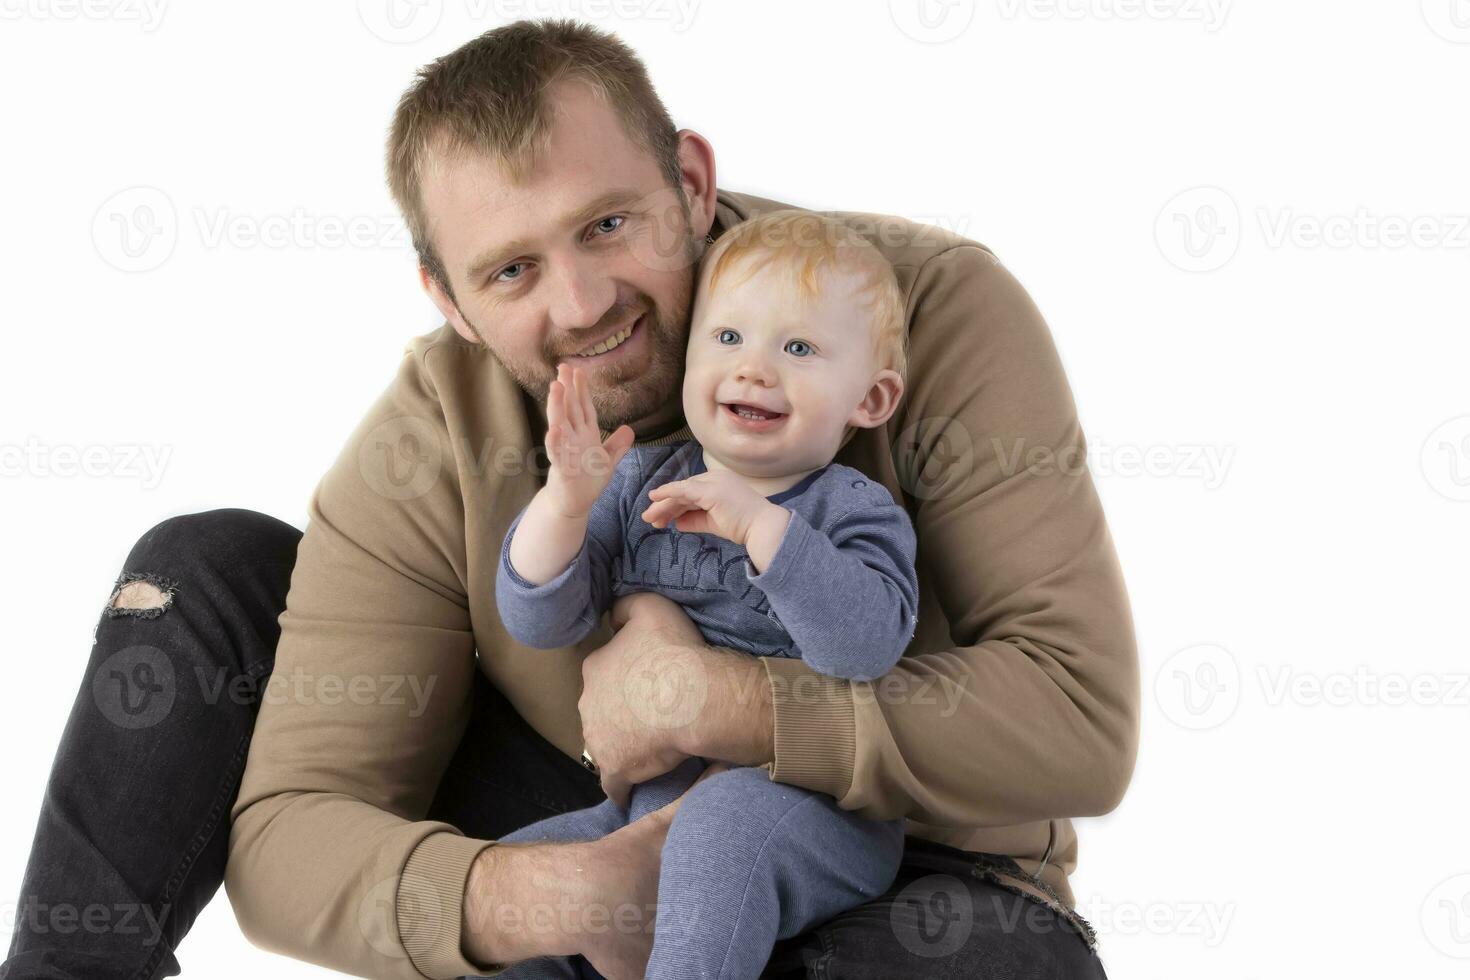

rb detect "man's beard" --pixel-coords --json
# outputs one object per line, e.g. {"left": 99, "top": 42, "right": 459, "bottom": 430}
{"left": 469, "top": 231, "right": 701, "bottom": 432}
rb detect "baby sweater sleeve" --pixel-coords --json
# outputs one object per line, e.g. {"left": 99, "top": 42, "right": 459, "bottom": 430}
{"left": 745, "top": 491, "right": 919, "bottom": 682}
{"left": 494, "top": 450, "right": 639, "bottom": 649}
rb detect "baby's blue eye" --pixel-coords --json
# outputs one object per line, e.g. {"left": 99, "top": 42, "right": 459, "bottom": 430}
{"left": 785, "top": 339, "right": 814, "bottom": 357}
{"left": 716, "top": 329, "right": 741, "bottom": 345}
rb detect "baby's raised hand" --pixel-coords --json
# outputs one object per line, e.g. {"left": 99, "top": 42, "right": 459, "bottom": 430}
{"left": 544, "top": 362, "right": 635, "bottom": 518}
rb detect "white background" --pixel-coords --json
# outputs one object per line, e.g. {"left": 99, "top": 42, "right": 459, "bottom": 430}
{"left": 3, "top": 1, "right": 1468, "bottom": 977}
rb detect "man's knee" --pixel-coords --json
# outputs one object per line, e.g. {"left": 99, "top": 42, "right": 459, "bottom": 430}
{"left": 122, "top": 509, "right": 300, "bottom": 582}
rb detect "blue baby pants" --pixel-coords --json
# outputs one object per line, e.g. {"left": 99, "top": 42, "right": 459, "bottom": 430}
{"left": 491, "top": 759, "right": 905, "bottom": 980}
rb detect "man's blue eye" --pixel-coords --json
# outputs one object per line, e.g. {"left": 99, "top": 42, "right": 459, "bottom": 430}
{"left": 592, "top": 215, "right": 625, "bottom": 236}
{"left": 496, "top": 263, "right": 524, "bottom": 282}
{"left": 786, "top": 340, "right": 814, "bottom": 357}
{"left": 717, "top": 329, "right": 740, "bottom": 345}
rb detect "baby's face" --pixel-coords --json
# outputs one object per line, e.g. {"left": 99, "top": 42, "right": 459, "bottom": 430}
{"left": 682, "top": 257, "right": 886, "bottom": 478}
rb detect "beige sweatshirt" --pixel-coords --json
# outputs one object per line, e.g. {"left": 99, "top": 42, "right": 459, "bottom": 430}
{"left": 224, "top": 189, "right": 1140, "bottom": 980}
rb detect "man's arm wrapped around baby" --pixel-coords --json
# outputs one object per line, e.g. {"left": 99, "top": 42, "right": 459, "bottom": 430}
{"left": 744, "top": 483, "right": 918, "bottom": 682}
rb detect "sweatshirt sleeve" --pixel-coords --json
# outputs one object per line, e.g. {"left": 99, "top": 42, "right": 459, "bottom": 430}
{"left": 745, "top": 497, "right": 918, "bottom": 681}
{"left": 224, "top": 342, "right": 504, "bottom": 980}
{"left": 760, "top": 245, "right": 1141, "bottom": 827}
{"left": 494, "top": 451, "right": 636, "bottom": 649}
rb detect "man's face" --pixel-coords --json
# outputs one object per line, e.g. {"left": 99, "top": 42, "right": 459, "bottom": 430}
{"left": 418, "top": 80, "right": 705, "bottom": 430}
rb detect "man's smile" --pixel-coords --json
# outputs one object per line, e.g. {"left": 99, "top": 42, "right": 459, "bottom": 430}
{"left": 566, "top": 312, "right": 646, "bottom": 364}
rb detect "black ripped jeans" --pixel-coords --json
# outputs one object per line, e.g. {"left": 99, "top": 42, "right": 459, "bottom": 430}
{"left": 0, "top": 509, "right": 1107, "bottom": 980}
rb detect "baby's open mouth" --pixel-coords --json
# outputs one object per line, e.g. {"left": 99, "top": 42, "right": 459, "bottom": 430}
{"left": 722, "top": 402, "right": 787, "bottom": 424}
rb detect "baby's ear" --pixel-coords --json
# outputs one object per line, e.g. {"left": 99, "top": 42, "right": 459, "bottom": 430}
{"left": 849, "top": 370, "right": 904, "bottom": 430}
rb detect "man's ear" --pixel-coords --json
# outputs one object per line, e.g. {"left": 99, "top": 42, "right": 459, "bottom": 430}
{"left": 674, "top": 128, "right": 718, "bottom": 240}
{"left": 418, "top": 264, "right": 481, "bottom": 345}
{"left": 848, "top": 370, "right": 905, "bottom": 430}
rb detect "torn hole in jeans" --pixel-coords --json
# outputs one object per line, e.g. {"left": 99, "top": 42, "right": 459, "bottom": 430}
{"left": 104, "top": 571, "right": 182, "bottom": 621}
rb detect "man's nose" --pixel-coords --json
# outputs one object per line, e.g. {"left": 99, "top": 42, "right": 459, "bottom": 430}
{"left": 547, "top": 257, "right": 615, "bottom": 333}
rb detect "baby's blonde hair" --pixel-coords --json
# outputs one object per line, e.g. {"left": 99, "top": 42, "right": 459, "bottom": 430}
{"left": 702, "top": 211, "right": 908, "bottom": 385}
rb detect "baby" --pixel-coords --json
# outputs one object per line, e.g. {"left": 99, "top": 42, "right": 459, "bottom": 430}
{"left": 494, "top": 210, "right": 918, "bottom": 980}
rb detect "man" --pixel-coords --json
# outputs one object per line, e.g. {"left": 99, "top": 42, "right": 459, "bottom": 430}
{"left": 1, "top": 18, "right": 1138, "bottom": 980}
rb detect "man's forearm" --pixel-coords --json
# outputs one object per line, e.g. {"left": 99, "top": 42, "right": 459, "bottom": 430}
{"left": 673, "top": 645, "right": 776, "bottom": 768}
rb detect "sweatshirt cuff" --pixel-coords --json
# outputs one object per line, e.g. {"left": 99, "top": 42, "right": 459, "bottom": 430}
{"left": 398, "top": 831, "right": 501, "bottom": 979}
{"left": 761, "top": 656, "right": 856, "bottom": 801}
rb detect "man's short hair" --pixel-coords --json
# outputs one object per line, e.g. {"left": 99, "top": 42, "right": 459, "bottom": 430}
{"left": 703, "top": 210, "right": 909, "bottom": 385}
{"left": 386, "top": 18, "right": 682, "bottom": 298}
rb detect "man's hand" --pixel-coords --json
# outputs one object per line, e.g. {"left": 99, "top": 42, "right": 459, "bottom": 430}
{"left": 642, "top": 469, "right": 790, "bottom": 556}
{"left": 579, "top": 592, "right": 775, "bottom": 807}
{"left": 462, "top": 764, "right": 729, "bottom": 980}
